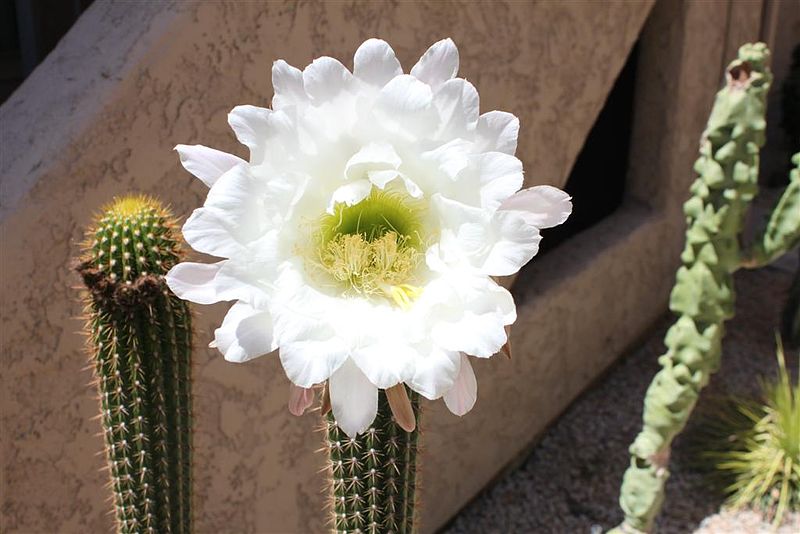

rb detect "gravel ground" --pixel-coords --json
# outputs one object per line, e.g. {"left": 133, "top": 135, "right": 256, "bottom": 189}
{"left": 443, "top": 257, "right": 799, "bottom": 534}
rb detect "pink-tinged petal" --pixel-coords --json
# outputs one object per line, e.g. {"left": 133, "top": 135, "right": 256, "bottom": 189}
{"left": 410, "top": 38, "right": 459, "bottom": 89}
{"left": 288, "top": 384, "right": 315, "bottom": 416}
{"left": 175, "top": 144, "right": 245, "bottom": 188}
{"left": 443, "top": 354, "right": 477, "bottom": 416}
{"left": 353, "top": 38, "right": 403, "bottom": 87}
{"left": 476, "top": 111, "right": 519, "bottom": 155}
{"left": 329, "top": 358, "right": 379, "bottom": 437}
{"left": 500, "top": 185, "right": 572, "bottom": 228}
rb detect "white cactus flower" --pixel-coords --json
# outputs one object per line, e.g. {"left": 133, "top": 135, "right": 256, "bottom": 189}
{"left": 167, "top": 38, "right": 571, "bottom": 437}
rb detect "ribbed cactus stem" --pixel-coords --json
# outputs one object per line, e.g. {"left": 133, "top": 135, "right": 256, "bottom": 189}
{"left": 612, "top": 43, "right": 772, "bottom": 533}
{"left": 77, "top": 196, "right": 192, "bottom": 534}
{"left": 325, "top": 388, "right": 420, "bottom": 534}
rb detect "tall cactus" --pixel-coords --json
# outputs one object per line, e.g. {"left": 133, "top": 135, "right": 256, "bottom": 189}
{"left": 324, "top": 388, "right": 420, "bottom": 534}
{"left": 76, "top": 196, "right": 193, "bottom": 534}
{"left": 611, "top": 44, "right": 774, "bottom": 533}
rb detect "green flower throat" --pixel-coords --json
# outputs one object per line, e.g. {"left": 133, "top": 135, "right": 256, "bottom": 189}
{"left": 314, "top": 189, "right": 425, "bottom": 308}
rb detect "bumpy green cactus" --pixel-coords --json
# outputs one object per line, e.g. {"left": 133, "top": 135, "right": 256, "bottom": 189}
{"left": 747, "top": 153, "right": 800, "bottom": 268}
{"left": 76, "top": 196, "right": 193, "bottom": 534}
{"left": 612, "top": 44, "right": 775, "bottom": 533}
{"left": 325, "top": 388, "right": 420, "bottom": 534}
{"left": 750, "top": 154, "right": 800, "bottom": 346}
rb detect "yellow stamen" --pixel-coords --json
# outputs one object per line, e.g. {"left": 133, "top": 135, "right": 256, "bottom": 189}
{"left": 385, "top": 284, "right": 424, "bottom": 310}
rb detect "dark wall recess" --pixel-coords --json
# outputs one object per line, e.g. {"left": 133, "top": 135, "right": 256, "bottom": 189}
{"left": 1, "top": 0, "right": 94, "bottom": 104}
{"left": 537, "top": 43, "right": 640, "bottom": 255}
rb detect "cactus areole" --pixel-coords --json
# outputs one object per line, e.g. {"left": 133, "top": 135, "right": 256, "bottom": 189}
{"left": 77, "top": 196, "right": 193, "bottom": 534}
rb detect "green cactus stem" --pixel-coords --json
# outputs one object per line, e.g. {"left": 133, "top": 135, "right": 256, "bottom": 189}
{"left": 325, "top": 388, "right": 420, "bottom": 534}
{"left": 745, "top": 153, "right": 800, "bottom": 268}
{"left": 747, "top": 153, "right": 800, "bottom": 347}
{"left": 611, "top": 44, "right": 773, "bottom": 533}
{"left": 76, "top": 196, "right": 193, "bottom": 534}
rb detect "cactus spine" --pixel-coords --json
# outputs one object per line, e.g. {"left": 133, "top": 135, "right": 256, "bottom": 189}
{"left": 77, "top": 196, "right": 193, "bottom": 534}
{"left": 325, "top": 388, "right": 420, "bottom": 534}
{"left": 612, "top": 44, "right": 774, "bottom": 533}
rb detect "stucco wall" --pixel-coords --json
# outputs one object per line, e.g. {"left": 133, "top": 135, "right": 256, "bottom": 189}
{"left": 1, "top": 1, "right": 769, "bottom": 532}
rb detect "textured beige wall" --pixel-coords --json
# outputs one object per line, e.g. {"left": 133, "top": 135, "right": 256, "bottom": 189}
{"left": 1, "top": 0, "right": 767, "bottom": 532}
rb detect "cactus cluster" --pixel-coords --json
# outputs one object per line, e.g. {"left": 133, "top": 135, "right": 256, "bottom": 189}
{"left": 325, "top": 388, "right": 420, "bottom": 534}
{"left": 613, "top": 44, "right": 774, "bottom": 533}
{"left": 76, "top": 196, "right": 193, "bottom": 534}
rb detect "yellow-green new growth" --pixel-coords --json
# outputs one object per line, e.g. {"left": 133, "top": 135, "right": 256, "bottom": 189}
{"left": 76, "top": 195, "right": 193, "bottom": 534}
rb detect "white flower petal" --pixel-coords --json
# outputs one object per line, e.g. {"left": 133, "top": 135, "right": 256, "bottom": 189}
{"left": 353, "top": 38, "right": 403, "bottom": 87}
{"left": 407, "top": 345, "right": 460, "bottom": 399}
{"left": 327, "top": 179, "right": 373, "bottom": 213}
{"left": 182, "top": 208, "right": 243, "bottom": 258}
{"left": 181, "top": 166, "right": 266, "bottom": 258}
{"left": 344, "top": 142, "right": 402, "bottom": 181}
{"left": 375, "top": 75, "right": 436, "bottom": 135}
{"left": 329, "top": 358, "right": 379, "bottom": 437}
{"left": 500, "top": 185, "right": 573, "bottom": 228}
{"left": 279, "top": 339, "right": 349, "bottom": 388}
{"left": 433, "top": 78, "right": 479, "bottom": 139}
{"left": 368, "top": 169, "right": 401, "bottom": 190}
{"left": 303, "top": 57, "right": 354, "bottom": 103}
{"left": 410, "top": 38, "right": 459, "bottom": 89}
{"left": 421, "top": 139, "right": 472, "bottom": 180}
{"left": 431, "top": 195, "right": 541, "bottom": 276}
{"left": 272, "top": 59, "right": 308, "bottom": 110}
{"left": 228, "top": 105, "right": 272, "bottom": 162}
{"left": 475, "top": 152, "right": 524, "bottom": 210}
{"left": 166, "top": 261, "right": 235, "bottom": 304}
{"left": 175, "top": 144, "right": 246, "bottom": 188}
{"left": 425, "top": 275, "right": 515, "bottom": 358}
{"left": 443, "top": 354, "right": 477, "bottom": 416}
{"left": 476, "top": 111, "right": 519, "bottom": 155}
{"left": 351, "top": 342, "right": 415, "bottom": 389}
{"left": 288, "top": 384, "right": 315, "bottom": 416}
{"left": 481, "top": 211, "right": 542, "bottom": 276}
{"left": 213, "top": 302, "right": 277, "bottom": 363}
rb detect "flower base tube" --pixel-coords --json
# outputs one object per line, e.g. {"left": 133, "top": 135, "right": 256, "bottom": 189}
{"left": 325, "top": 387, "right": 420, "bottom": 534}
